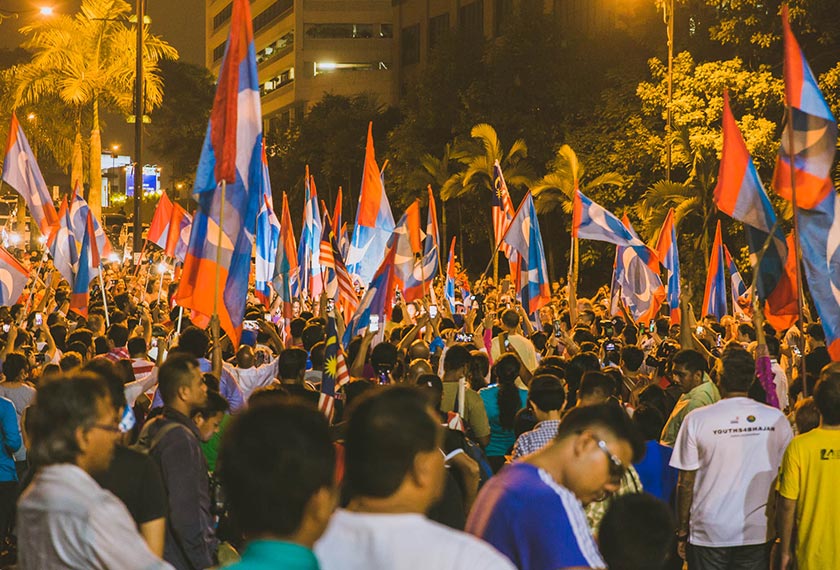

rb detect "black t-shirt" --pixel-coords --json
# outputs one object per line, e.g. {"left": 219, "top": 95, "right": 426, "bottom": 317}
{"left": 94, "top": 445, "right": 167, "bottom": 527}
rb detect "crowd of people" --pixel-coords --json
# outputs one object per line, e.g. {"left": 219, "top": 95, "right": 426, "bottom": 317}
{"left": 0, "top": 251, "right": 836, "bottom": 570}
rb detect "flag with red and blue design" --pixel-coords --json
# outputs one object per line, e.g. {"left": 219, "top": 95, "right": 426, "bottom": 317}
{"left": 255, "top": 144, "right": 280, "bottom": 308}
{"left": 492, "top": 161, "right": 517, "bottom": 266}
{"left": 320, "top": 312, "right": 350, "bottom": 422}
{"left": 0, "top": 247, "right": 29, "bottom": 306}
{"left": 502, "top": 192, "right": 550, "bottom": 315}
{"left": 715, "top": 91, "right": 788, "bottom": 301}
{"left": 175, "top": 0, "right": 263, "bottom": 347}
{"left": 444, "top": 236, "right": 457, "bottom": 313}
{"left": 70, "top": 212, "right": 100, "bottom": 318}
{"left": 344, "top": 239, "right": 398, "bottom": 346}
{"left": 572, "top": 190, "right": 653, "bottom": 258}
{"left": 69, "top": 183, "right": 111, "bottom": 256}
{"left": 347, "top": 122, "right": 395, "bottom": 284}
{"left": 654, "top": 208, "right": 681, "bottom": 324}
{"left": 296, "top": 168, "right": 323, "bottom": 299}
{"left": 272, "top": 192, "right": 298, "bottom": 324}
{"left": 724, "top": 245, "right": 751, "bottom": 318}
{"left": 48, "top": 197, "right": 78, "bottom": 287}
{"left": 2, "top": 113, "right": 59, "bottom": 237}
{"left": 615, "top": 214, "right": 665, "bottom": 324}
{"left": 390, "top": 201, "right": 424, "bottom": 301}
{"left": 773, "top": 5, "right": 837, "bottom": 210}
{"left": 702, "top": 221, "right": 728, "bottom": 320}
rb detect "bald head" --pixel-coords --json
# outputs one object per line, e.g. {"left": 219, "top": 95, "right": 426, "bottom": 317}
{"left": 406, "top": 358, "right": 433, "bottom": 384}
{"left": 408, "top": 340, "right": 430, "bottom": 362}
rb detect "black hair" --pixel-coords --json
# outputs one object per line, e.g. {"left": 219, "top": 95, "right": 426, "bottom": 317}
{"left": 309, "top": 341, "right": 326, "bottom": 370}
{"left": 218, "top": 402, "right": 335, "bottom": 538}
{"left": 555, "top": 403, "right": 645, "bottom": 463}
{"left": 344, "top": 386, "right": 438, "bottom": 498}
{"left": 528, "top": 374, "right": 566, "bottom": 412}
{"left": 718, "top": 346, "right": 755, "bottom": 394}
{"left": 637, "top": 384, "right": 669, "bottom": 420}
{"left": 28, "top": 373, "right": 110, "bottom": 467}
{"left": 415, "top": 373, "right": 443, "bottom": 408}
{"left": 391, "top": 306, "right": 403, "bottom": 323}
{"left": 565, "top": 352, "right": 601, "bottom": 408}
{"left": 82, "top": 359, "right": 128, "bottom": 411}
{"left": 371, "top": 342, "right": 399, "bottom": 371}
{"left": 806, "top": 323, "right": 826, "bottom": 342}
{"left": 301, "top": 323, "right": 325, "bottom": 353}
{"left": 620, "top": 346, "right": 644, "bottom": 372}
{"left": 598, "top": 493, "right": 675, "bottom": 570}
{"left": 765, "top": 335, "right": 781, "bottom": 359}
{"left": 815, "top": 363, "right": 840, "bottom": 425}
{"left": 193, "top": 390, "right": 229, "bottom": 420}
{"left": 501, "top": 309, "right": 520, "bottom": 329}
{"left": 2, "top": 352, "right": 29, "bottom": 382}
{"left": 467, "top": 350, "right": 490, "bottom": 392}
{"left": 127, "top": 336, "right": 147, "bottom": 356}
{"left": 158, "top": 353, "right": 200, "bottom": 405}
{"left": 493, "top": 354, "right": 522, "bottom": 431}
{"left": 671, "top": 349, "right": 709, "bottom": 375}
{"left": 93, "top": 336, "right": 109, "bottom": 356}
{"left": 579, "top": 371, "right": 616, "bottom": 401}
{"left": 106, "top": 324, "right": 129, "bottom": 348}
{"left": 633, "top": 404, "right": 665, "bottom": 441}
{"left": 60, "top": 351, "right": 84, "bottom": 371}
{"left": 737, "top": 323, "right": 756, "bottom": 342}
{"left": 278, "top": 348, "right": 307, "bottom": 381}
{"left": 178, "top": 327, "right": 210, "bottom": 359}
{"left": 655, "top": 318, "right": 670, "bottom": 337}
{"left": 289, "top": 318, "right": 306, "bottom": 339}
{"left": 443, "top": 343, "right": 472, "bottom": 373}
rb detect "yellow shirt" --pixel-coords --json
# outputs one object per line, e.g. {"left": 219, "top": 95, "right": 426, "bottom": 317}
{"left": 777, "top": 427, "right": 840, "bottom": 570}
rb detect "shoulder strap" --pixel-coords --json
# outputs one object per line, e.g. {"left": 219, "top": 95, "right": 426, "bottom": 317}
{"left": 149, "top": 421, "right": 191, "bottom": 452}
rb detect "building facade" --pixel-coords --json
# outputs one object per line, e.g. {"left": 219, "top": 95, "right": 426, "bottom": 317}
{"left": 206, "top": 0, "right": 397, "bottom": 131}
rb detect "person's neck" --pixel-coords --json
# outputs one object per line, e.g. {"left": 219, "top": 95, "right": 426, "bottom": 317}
{"left": 535, "top": 410, "right": 563, "bottom": 423}
{"left": 442, "top": 372, "right": 461, "bottom": 383}
{"left": 247, "top": 532, "right": 314, "bottom": 550}
{"left": 167, "top": 401, "right": 192, "bottom": 417}
{"left": 819, "top": 421, "right": 840, "bottom": 431}
{"left": 280, "top": 377, "right": 303, "bottom": 385}
{"left": 525, "top": 444, "right": 568, "bottom": 488}
{"left": 346, "top": 493, "right": 428, "bottom": 516}
{"left": 721, "top": 391, "right": 749, "bottom": 399}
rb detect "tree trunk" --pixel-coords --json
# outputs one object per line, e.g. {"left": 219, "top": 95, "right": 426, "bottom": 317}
{"left": 71, "top": 112, "right": 84, "bottom": 191}
{"left": 88, "top": 98, "right": 103, "bottom": 219}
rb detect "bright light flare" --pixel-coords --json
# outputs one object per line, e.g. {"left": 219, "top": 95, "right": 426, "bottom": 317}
{"left": 8, "top": 233, "right": 21, "bottom": 245}
{"left": 157, "top": 262, "right": 167, "bottom": 274}
{"left": 39, "top": 7, "right": 54, "bottom": 16}
{"left": 37, "top": 235, "right": 48, "bottom": 245}
{"left": 108, "top": 253, "right": 121, "bottom": 264}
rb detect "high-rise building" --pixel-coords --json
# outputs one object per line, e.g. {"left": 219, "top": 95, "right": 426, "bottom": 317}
{"left": 206, "top": 0, "right": 397, "bottom": 131}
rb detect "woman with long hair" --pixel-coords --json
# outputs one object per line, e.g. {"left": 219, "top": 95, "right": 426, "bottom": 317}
{"left": 479, "top": 354, "right": 528, "bottom": 472}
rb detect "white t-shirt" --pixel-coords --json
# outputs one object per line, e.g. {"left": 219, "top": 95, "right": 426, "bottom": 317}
{"left": 670, "top": 397, "right": 793, "bottom": 547}
{"left": 315, "top": 510, "right": 514, "bottom": 570}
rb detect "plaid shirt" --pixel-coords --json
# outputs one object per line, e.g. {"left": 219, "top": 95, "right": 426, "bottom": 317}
{"left": 512, "top": 419, "right": 561, "bottom": 460}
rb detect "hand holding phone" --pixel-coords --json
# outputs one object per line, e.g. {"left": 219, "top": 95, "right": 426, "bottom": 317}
{"left": 369, "top": 314, "right": 380, "bottom": 333}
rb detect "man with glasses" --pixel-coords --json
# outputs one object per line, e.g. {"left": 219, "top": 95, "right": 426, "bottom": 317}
{"left": 670, "top": 346, "right": 792, "bottom": 569}
{"left": 17, "top": 374, "right": 172, "bottom": 569}
{"left": 467, "top": 404, "right": 645, "bottom": 570}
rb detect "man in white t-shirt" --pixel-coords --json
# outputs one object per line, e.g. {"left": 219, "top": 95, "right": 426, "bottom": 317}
{"left": 315, "top": 386, "right": 514, "bottom": 570}
{"left": 670, "top": 346, "right": 792, "bottom": 569}
{"left": 490, "top": 309, "right": 538, "bottom": 374}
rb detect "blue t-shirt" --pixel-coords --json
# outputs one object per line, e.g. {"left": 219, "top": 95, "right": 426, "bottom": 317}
{"left": 634, "top": 440, "right": 678, "bottom": 503}
{"left": 0, "top": 397, "right": 21, "bottom": 481}
{"left": 466, "top": 462, "right": 606, "bottom": 570}
{"left": 479, "top": 384, "right": 528, "bottom": 457}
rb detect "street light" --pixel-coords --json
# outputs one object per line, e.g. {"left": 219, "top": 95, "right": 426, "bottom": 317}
{"left": 133, "top": 0, "right": 146, "bottom": 259}
{"left": 0, "top": 6, "right": 55, "bottom": 23}
{"left": 38, "top": 7, "right": 54, "bottom": 16}
{"left": 662, "top": 0, "right": 674, "bottom": 182}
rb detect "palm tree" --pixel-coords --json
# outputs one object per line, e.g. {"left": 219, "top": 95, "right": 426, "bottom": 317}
{"left": 637, "top": 128, "right": 718, "bottom": 270}
{"left": 15, "top": 0, "right": 177, "bottom": 217}
{"left": 413, "top": 143, "right": 467, "bottom": 251}
{"left": 531, "top": 144, "right": 623, "bottom": 281}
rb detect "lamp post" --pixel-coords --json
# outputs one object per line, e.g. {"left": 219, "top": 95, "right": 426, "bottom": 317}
{"left": 133, "top": 0, "right": 146, "bottom": 259}
{"left": 663, "top": 0, "right": 674, "bottom": 182}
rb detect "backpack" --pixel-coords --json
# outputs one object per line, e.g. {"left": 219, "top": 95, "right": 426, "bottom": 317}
{"left": 132, "top": 419, "right": 190, "bottom": 455}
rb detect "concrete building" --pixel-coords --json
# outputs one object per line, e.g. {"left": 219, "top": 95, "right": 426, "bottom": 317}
{"left": 205, "top": 0, "right": 397, "bottom": 131}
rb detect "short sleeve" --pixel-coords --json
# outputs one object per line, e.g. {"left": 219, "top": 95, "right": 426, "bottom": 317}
{"left": 777, "top": 440, "right": 801, "bottom": 500}
{"left": 669, "top": 413, "right": 699, "bottom": 471}
{"left": 89, "top": 495, "right": 173, "bottom": 570}
{"left": 467, "top": 390, "right": 491, "bottom": 439}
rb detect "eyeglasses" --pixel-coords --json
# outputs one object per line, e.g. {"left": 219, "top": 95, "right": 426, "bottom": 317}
{"left": 91, "top": 423, "right": 124, "bottom": 434}
{"left": 594, "top": 437, "right": 626, "bottom": 482}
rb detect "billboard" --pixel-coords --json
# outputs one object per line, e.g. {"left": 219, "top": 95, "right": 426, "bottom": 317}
{"left": 126, "top": 165, "right": 161, "bottom": 197}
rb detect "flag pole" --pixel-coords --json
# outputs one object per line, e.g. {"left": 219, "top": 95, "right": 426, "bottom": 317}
{"left": 22, "top": 248, "right": 47, "bottom": 319}
{"left": 156, "top": 256, "right": 167, "bottom": 304}
{"left": 176, "top": 304, "right": 184, "bottom": 335}
{"left": 98, "top": 266, "right": 110, "bottom": 327}
{"left": 212, "top": 180, "right": 227, "bottom": 378}
{"left": 568, "top": 236, "right": 579, "bottom": 326}
{"left": 785, "top": 106, "right": 809, "bottom": 396}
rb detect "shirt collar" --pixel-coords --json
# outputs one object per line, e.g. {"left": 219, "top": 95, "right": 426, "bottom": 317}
{"left": 240, "top": 540, "right": 319, "bottom": 569}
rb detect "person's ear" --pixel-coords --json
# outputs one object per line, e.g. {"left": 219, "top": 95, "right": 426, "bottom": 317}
{"left": 309, "top": 485, "right": 337, "bottom": 529}
{"left": 410, "top": 449, "right": 442, "bottom": 490}
{"left": 572, "top": 431, "right": 594, "bottom": 460}
{"left": 75, "top": 425, "right": 90, "bottom": 455}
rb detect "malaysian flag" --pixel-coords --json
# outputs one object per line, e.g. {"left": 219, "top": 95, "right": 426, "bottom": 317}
{"left": 319, "top": 312, "right": 350, "bottom": 422}
{"left": 319, "top": 213, "right": 357, "bottom": 317}
{"left": 492, "top": 161, "right": 516, "bottom": 260}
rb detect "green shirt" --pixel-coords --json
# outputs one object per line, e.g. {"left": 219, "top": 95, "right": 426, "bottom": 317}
{"left": 225, "top": 540, "right": 320, "bottom": 570}
{"left": 660, "top": 376, "right": 721, "bottom": 447}
{"left": 199, "top": 413, "right": 231, "bottom": 472}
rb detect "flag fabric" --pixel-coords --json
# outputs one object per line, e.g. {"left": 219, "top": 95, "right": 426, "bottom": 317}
{"left": 319, "top": 213, "right": 338, "bottom": 299}
{"left": 501, "top": 192, "right": 551, "bottom": 314}
{"left": 347, "top": 122, "right": 396, "bottom": 284}
{"left": 70, "top": 212, "right": 100, "bottom": 318}
{"left": 724, "top": 245, "right": 751, "bottom": 318}
{"left": 654, "top": 208, "right": 681, "bottom": 324}
{"left": 69, "top": 184, "right": 112, "bottom": 256}
{"left": 444, "top": 236, "right": 457, "bottom": 312}
{"left": 148, "top": 192, "right": 175, "bottom": 251}
{"left": 772, "top": 5, "right": 837, "bottom": 210}
{"left": 48, "top": 198, "right": 78, "bottom": 287}
{"left": 343, "top": 245, "right": 398, "bottom": 347}
{"left": 609, "top": 250, "right": 624, "bottom": 317}
{"left": 572, "top": 190, "right": 652, "bottom": 255}
{"left": 765, "top": 233, "right": 800, "bottom": 331}
{"left": 702, "top": 221, "right": 728, "bottom": 320}
{"left": 797, "top": 188, "right": 840, "bottom": 360}
{"left": 320, "top": 312, "right": 351, "bottom": 422}
{"left": 296, "top": 168, "right": 323, "bottom": 298}
{"left": 492, "top": 161, "right": 516, "bottom": 260}
{"left": 389, "top": 201, "right": 426, "bottom": 302}
{"left": 165, "top": 205, "right": 192, "bottom": 263}
{"left": 0, "top": 247, "right": 29, "bottom": 306}
{"left": 255, "top": 144, "right": 280, "bottom": 308}
{"left": 715, "top": 91, "right": 788, "bottom": 300}
{"left": 2, "top": 113, "right": 59, "bottom": 237}
{"left": 422, "top": 185, "right": 440, "bottom": 280}
{"left": 175, "top": 0, "right": 263, "bottom": 347}
{"left": 272, "top": 192, "right": 298, "bottom": 323}
{"left": 318, "top": 214, "right": 357, "bottom": 317}
{"left": 615, "top": 214, "right": 666, "bottom": 323}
